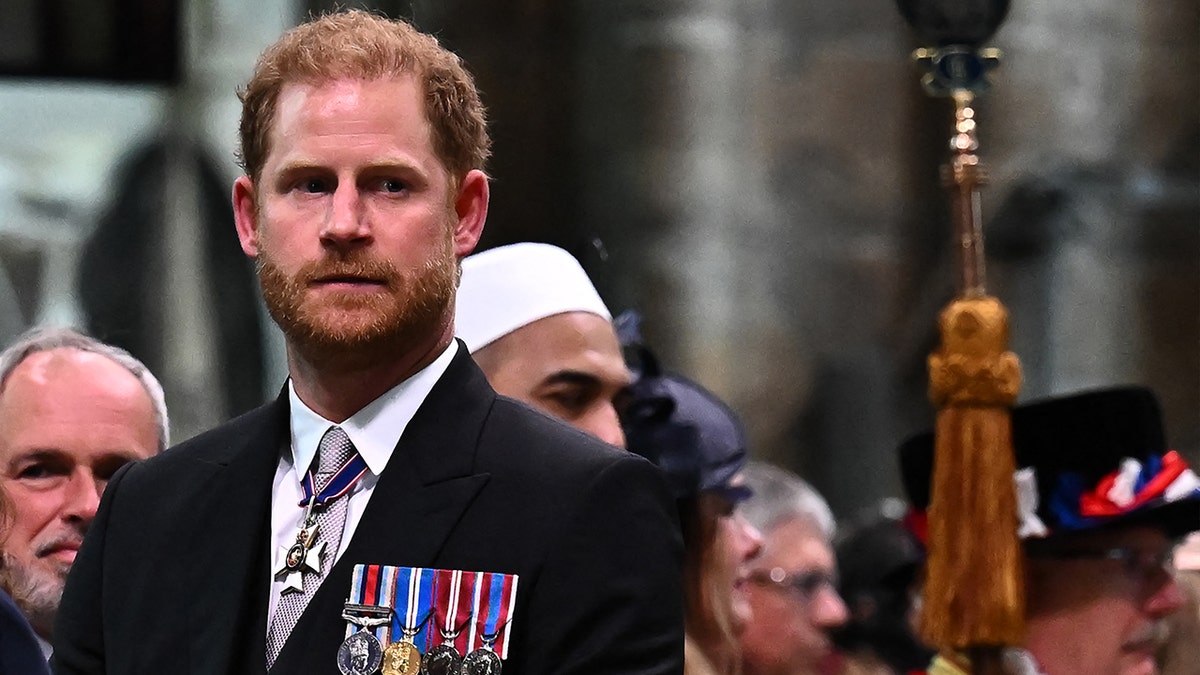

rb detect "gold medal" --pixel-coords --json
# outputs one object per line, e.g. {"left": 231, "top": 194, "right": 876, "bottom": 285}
{"left": 381, "top": 639, "right": 422, "bottom": 675}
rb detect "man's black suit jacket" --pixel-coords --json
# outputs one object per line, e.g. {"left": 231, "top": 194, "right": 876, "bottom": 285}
{"left": 52, "top": 345, "right": 684, "bottom": 674}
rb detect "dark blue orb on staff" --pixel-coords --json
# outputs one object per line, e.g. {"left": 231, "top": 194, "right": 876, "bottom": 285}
{"left": 895, "top": 0, "right": 1010, "bottom": 46}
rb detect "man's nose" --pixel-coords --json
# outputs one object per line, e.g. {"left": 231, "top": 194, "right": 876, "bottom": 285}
{"left": 733, "top": 513, "right": 764, "bottom": 562}
{"left": 321, "top": 184, "right": 371, "bottom": 246}
{"left": 61, "top": 471, "right": 103, "bottom": 525}
{"left": 1145, "top": 574, "right": 1187, "bottom": 617}
{"left": 813, "top": 584, "right": 850, "bottom": 628}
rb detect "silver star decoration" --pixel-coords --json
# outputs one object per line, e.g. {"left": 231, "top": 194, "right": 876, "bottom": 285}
{"left": 275, "top": 540, "right": 326, "bottom": 595}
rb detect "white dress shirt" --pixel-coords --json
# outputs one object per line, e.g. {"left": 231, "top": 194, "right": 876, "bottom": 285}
{"left": 266, "top": 341, "right": 457, "bottom": 627}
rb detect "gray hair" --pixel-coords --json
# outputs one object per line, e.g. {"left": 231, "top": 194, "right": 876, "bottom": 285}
{"left": 739, "top": 460, "right": 836, "bottom": 540}
{"left": 0, "top": 326, "right": 170, "bottom": 451}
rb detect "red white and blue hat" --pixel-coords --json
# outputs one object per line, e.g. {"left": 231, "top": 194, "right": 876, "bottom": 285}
{"left": 900, "top": 386, "right": 1200, "bottom": 541}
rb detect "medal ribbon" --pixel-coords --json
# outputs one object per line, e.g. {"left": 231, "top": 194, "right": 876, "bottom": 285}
{"left": 451, "top": 570, "right": 477, "bottom": 656}
{"left": 297, "top": 451, "right": 370, "bottom": 508}
{"left": 434, "top": 568, "right": 472, "bottom": 655}
{"left": 497, "top": 573, "right": 518, "bottom": 658}
{"left": 346, "top": 566, "right": 516, "bottom": 657}
{"left": 346, "top": 564, "right": 397, "bottom": 644}
{"left": 393, "top": 566, "right": 436, "bottom": 651}
{"left": 468, "top": 571, "right": 518, "bottom": 659}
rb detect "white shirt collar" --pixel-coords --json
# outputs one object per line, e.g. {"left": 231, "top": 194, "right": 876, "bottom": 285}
{"left": 287, "top": 341, "right": 458, "bottom": 477}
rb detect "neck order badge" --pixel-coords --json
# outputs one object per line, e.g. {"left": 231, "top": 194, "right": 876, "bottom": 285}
{"left": 276, "top": 446, "right": 370, "bottom": 594}
{"left": 340, "top": 565, "right": 519, "bottom": 675}
{"left": 269, "top": 427, "right": 370, "bottom": 669}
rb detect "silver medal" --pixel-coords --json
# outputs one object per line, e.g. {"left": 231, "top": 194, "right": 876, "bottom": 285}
{"left": 338, "top": 630, "right": 384, "bottom": 675}
{"left": 420, "top": 643, "right": 463, "bottom": 675}
{"left": 458, "top": 648, "right": 502, "bottom": 675}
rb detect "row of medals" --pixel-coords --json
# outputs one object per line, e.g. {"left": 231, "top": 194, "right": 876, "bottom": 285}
{"left": 338, "top": 603, "right": 503, "bottom": 675}
{"left": 281, "top": 494, "right": 503, "bottom": 675}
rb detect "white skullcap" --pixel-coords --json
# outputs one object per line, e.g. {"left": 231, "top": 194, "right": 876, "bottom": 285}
{"left": 455, "top": 242, "right": 612, "bottom": 353}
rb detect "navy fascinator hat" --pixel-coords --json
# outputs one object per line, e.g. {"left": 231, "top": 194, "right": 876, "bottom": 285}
{"left": 617, "top": 315, "right": 751, "bottom": 503}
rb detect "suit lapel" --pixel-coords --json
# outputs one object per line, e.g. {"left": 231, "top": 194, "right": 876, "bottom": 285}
{"left": 271, "top": 344, "right": 496, "bottom": 672}
{"left": 345, "top": 343, "right": 495, "bottom": 562}
{"left": 186, "top": 395, "right": 288, "bottom": 674}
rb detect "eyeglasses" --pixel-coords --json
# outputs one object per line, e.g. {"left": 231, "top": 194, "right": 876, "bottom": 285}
{"left": 1033, "top": 546, "right": 1175, "bottom": 590}
{"left": 747, "top": 567, "right": 839, "bottom": 603}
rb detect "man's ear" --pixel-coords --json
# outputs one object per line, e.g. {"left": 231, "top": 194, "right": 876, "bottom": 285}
{"left": 232, "top": 175, "right": 260, "bottom": 257}
{"left": 451, "top": 169, "right": 489, "bottom": 258}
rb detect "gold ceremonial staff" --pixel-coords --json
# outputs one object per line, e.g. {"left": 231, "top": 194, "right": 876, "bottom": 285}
{"left": 894, "top": 2, "right": 1023, "bottom": 674}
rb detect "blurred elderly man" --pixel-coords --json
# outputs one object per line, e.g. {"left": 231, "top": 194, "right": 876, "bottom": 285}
{"left": 738, "top": 461, "right": 848, "bottom": 675}
{"left": 456, "top": 242, "right": 631, "bottom": 446}
{"left": 0, "top": 327, "right": 166, "bottom": 655}
{"left": 1158, "top": 533, "right": 1200, "bottom": 675}
{"left": 901, "top": 386, "right": 1198, "bottom": 675}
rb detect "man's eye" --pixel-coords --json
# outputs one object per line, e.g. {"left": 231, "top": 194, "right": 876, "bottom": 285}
{"left": 380, "top": 179, "right": 405, "bottom": 193}
{"left": 17, "top": 464, "right": 51, "bottom": 479}
{"left": 299, "top": 178, "right": 328, "bottom": 193}
{"left": 547, "top": 390, "right": 590, "bottom": 415}
{"left": 14, "top": 462, "right": 67, "bottom": 484}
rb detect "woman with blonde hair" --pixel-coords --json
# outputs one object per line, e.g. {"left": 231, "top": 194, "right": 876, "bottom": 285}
{"left": 623, "top": 342, "right": 763, "bottom": 674}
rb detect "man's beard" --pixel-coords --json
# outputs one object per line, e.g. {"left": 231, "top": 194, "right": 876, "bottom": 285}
{"left": 1, "top": 549, "right": 69, "bottom": 638}
{"left": 257, "top": 243, "right": 457, "bottom": 370}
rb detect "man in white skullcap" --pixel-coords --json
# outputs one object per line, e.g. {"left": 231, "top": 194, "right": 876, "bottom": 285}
{"left": 456, "top": 242, "right": 631, "bottom": 447}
